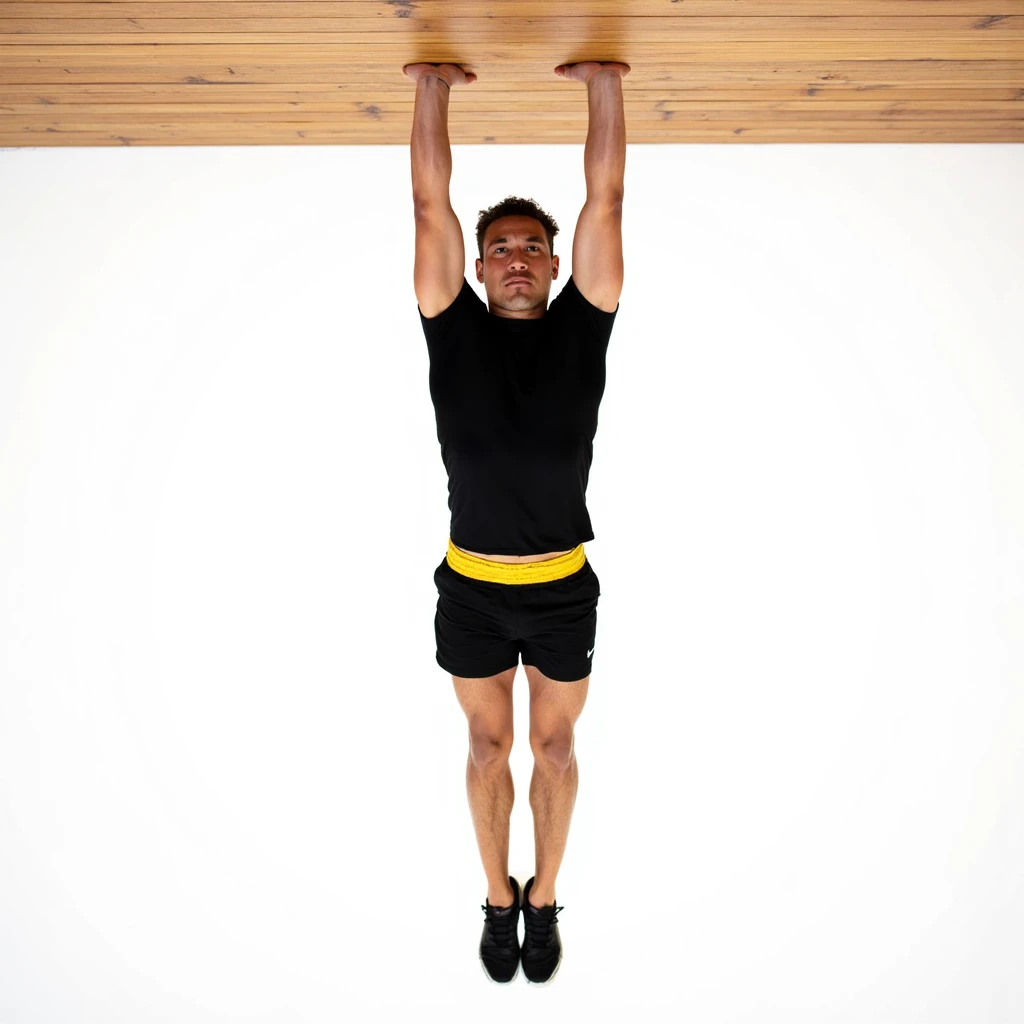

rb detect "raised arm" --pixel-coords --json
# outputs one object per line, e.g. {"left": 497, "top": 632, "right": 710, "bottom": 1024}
{"left": 555, "top": 61, "right": 630, "bottom": 312}
{"left": 405, "top": 63, "right": 476, "bottom": 317}
{"left": 405, "top": 62, "right": 476, "bottom": 212}
{"left": 555, "top": 61, "right": 628, "bottom": 202}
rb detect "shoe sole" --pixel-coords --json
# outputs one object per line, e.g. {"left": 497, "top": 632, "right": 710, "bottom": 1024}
{"left": 480, "top": 954, "right": 520, "bottom": 985}
{"left": 523, "top": 952, "right": 562, "bottom": 987}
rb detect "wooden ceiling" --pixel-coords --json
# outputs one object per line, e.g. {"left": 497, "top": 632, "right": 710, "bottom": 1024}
{"left": 1, "top": 1, "right": 1022, "bottom": 148}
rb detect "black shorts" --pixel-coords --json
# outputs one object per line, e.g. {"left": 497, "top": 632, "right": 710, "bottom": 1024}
{"left": 434, "top": 555, "right": 601, "bottom": 683}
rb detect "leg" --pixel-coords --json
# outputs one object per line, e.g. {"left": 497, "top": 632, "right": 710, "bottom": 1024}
{"left": 452, "top": 666, "right": 518, "bottom": 907}
{"left": 524, "top": 664, "right": 590, "bottom": 908}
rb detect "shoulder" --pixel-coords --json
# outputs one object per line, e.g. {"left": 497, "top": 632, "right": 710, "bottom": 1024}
{"left": 419, "top": 278, "right": 486, "bottom": 338}
{"left": 554, "top": 275, "right": 619, "bottom": 318}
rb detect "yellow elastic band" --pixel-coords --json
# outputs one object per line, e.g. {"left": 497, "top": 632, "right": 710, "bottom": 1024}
{"left": 446, "top": 537, "right": 585, "bottom": 585}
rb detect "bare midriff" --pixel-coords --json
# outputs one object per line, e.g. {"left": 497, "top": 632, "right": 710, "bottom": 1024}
{"left": 453, "top": 544, "right": 574, "bottom": 564}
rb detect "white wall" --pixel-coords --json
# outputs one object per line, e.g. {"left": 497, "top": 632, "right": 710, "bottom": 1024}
{"left": 1, "top": 141, "right": 1022, "bottom": 1021}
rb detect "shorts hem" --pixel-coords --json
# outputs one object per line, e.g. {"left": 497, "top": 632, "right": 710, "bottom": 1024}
{"left": 436, "top": 653, "right": 520, "bottom": 679}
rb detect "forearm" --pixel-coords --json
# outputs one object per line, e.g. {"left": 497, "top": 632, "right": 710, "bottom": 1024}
{"left": 411, "top": 76, "right": 453, "bottom": 209}
{"left": 584, "top": 71, "right": 626, "bottom": 201}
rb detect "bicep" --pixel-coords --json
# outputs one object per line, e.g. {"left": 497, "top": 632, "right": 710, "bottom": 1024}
{"left": 414, "top": 201, "right": 466, "bottom": 319}
{"left": 571, "top": 199, "right": 623, "bottom": 314}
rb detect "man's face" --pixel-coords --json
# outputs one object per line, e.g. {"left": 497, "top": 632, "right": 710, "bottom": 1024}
{"left": 476, "top": 215, "right": 559, "bottom": 316}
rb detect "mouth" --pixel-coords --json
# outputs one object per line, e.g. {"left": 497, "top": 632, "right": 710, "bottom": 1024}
{"left": 506, "top": 278, "right": 530, "bottom": 285}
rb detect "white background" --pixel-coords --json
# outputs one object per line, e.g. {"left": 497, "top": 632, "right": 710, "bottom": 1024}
{"left": 1, "top": 139, "right": 1023, "bottom": 1022}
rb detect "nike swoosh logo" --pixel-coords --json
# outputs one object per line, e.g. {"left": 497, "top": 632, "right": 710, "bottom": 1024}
{"left": 587, "top": 647, "right": 594, "bottom": 657}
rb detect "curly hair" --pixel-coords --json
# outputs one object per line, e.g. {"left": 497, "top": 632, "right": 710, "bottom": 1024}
{"left": 475, "top": 196, "right": 559, "bottom": 262}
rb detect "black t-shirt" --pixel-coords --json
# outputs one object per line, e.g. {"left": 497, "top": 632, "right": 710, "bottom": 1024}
{"left": 419, "top": 275, "right": 618, "bottom": 556}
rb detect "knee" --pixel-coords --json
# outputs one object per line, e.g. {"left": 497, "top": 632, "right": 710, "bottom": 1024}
{"left": 469, "top": 731, "right": 513, "bottom": 768}
{"left": 529, "top": 731, "right": 574, "bottom": 769}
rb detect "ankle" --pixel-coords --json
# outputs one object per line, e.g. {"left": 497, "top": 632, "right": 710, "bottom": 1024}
{"left": 528, "top": 888, "right": 554, "bottom": 908}
{"left": 488, "top": 887, "right": 515, "bottom": 908}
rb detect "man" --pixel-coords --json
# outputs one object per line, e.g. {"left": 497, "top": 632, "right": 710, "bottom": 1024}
{"left": 404, "top": 58, "right": 627, "bottom": 986}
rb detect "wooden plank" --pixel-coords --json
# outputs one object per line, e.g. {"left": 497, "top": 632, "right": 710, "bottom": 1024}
{"left": 4, "top": 63, "right": 1022, "bottom": 89}
{"left": 0, "top": 1, "right": 1018, "bottom": 12}
{"left": 1, "top": 44, "right": 1022, "bottom": 65}
{"left": 4, "top": 123, "right": 1020, "bottom": 147}
{"left": 2, "top": 17, "right": 1024, "bottom": 44}
{"left": 2, "top": 0, "right": 1021, "bottom": 147}
{"left": 2, "top": 85, "right": 1021, "bottom": 106}
{"left": 2, "top": 102, "right": 1021, "bottom": 120}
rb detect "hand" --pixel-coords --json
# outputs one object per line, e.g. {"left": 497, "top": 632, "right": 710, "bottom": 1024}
{"left": 555, "top": 62, "right": 631, "bottom": 84}
{"left": 403, "top": 62, "right": 477, "bottom": 87}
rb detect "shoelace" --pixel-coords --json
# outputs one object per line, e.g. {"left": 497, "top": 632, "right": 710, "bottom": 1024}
{"left": 480, "top": 903, "right": 518, "bottom": 946}
{"left": 523, "top": 903, "right": 564, "bottom": 949}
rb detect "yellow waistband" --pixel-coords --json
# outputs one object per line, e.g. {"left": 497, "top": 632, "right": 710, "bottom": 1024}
{"left": 446, "top": 537, "right": 586, "bottom": 585}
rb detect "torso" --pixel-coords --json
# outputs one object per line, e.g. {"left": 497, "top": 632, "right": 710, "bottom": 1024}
{"left": 454, "top": 544, "right": 573, "bottom": 564}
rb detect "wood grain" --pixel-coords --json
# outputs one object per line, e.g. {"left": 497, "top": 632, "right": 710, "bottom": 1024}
{"left": 1, "top": 1, "right": 1021, "bottom": 147}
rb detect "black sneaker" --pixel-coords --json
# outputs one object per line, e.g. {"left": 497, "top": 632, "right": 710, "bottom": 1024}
{"left": 521, "top": 876, "right": 563, "bottom": 985}
{"left": 479, "top": 876, "right": 522, "bottom": 984}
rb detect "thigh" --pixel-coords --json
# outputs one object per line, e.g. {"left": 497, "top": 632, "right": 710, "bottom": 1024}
{"left": 524, "top": 664, "right": 589, "bottom": 748}
{"left": 452, "top": 666, "right": 517, "bottom": 743}
{"left": 434, "top": 557, "right": 519, "bottom": 680}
